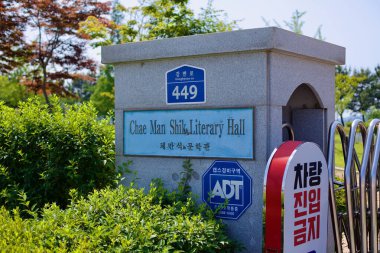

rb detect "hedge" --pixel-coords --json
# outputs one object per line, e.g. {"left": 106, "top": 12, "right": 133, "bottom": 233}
{"left": 0, "top": 97, "right": 116, "bottom": 210}
{"left": 0, "top": 185, "right": 240, "bottom": 252}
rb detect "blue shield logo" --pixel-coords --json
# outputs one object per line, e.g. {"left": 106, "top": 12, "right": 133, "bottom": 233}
{"left": 202, "top": 160, "right": 252, "bottom": 220}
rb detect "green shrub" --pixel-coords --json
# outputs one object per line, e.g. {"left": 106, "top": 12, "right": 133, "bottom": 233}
{"left": 0, "top": 97, "right": 115, "bottom": 210}
{"left": 0, "top": 76, "right": 31, "bottom": 108}
{"left": 0, "top": 185, "right": 239, "bottom": 252}
{"left": 334, "top": 177, "right": 346, "bottom": 214}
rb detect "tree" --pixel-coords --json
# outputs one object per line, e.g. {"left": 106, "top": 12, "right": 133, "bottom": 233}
{"left": 0, "top": 0, "right": 27, "bottom": 73}
{"left": 348, "top": 66, "right": 380, "bottom": 121}
{"left": 18, "top": 0, "right": 110, "bottom": 106}
{"left": 367, "top": 106, "right": 380, "bottom": 121}
{"left": 110, "top": 0, "right": 125, "bottom": 44}
{"left": 80, "top": 0, "right": 237, "bottom": 45}
{"left": 262, "top": 10, "right": 325, "bottom": 40}
{"left": 142, "top": 0, "right": 237, "bottom": 39}
{"left": 283, "top": 10, "right": 305, "bottom": 35}
{"left": 80, "top": 0, "right": 237, "bottom": 115}
{"left": 90, "top": 66, "right": 115, "bottom": 115}
{"left": 66, "top": 78, "right": 95, "bottom": 102}
{"left": 335, "top": 67, "right": 365, "bottom": 125}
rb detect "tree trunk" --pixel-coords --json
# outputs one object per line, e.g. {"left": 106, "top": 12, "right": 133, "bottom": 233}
{"left": 42, "top": 68, "right": 51, "bottom": 107}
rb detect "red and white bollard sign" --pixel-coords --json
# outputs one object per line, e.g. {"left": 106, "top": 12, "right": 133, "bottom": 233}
{"left": 263, "top": 141, "right": 328, "bottom": 253}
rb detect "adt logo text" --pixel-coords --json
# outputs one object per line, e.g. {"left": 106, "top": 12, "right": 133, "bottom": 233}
{"left": 202, "top": 160, "right": 252, "bottom": 220}
{"left": 210, "top": 175, "right": 244, "bottom": 206}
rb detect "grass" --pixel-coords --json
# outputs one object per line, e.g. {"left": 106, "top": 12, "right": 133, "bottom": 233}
{"left": 334, "top": 129, "right": 364, "bottom": 168}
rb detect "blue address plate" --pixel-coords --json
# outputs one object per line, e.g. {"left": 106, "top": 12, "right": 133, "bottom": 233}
{"left": 166, "top": 65, "right": 206, "bottom": 104}
{"left": 123, "top": 108, "right": 254, "bottom": 159}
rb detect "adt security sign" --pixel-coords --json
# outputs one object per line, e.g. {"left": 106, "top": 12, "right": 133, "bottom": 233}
{"left": 166, "top": 65, "right": 205, "bottom": 104}
{"left": 202, "top": 160, "right": 252, "bottom": 220}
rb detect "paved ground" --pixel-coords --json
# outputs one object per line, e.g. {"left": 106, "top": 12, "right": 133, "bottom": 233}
{"left": 342, "top": 236, "right": 349, "bottom": 253}
{"left": 335, "top": 167, "right": 345, "bottom": 178}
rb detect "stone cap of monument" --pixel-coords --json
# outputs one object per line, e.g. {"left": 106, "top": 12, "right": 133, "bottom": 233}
{"left": 102, "top": 27, "right": 345, "bottom": 65}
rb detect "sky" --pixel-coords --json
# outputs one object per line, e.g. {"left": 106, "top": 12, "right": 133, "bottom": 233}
{"left": 121, "top": 0, "right": 380, "bottom": 70}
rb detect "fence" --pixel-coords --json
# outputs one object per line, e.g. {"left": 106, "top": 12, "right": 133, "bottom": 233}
{"left": 328, "top": 119, "right": 380, "bottom": 253}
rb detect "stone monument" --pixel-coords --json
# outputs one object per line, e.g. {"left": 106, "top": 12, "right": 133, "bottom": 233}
{"left": 102, "top": 27, "right": 345, "bottom": 252}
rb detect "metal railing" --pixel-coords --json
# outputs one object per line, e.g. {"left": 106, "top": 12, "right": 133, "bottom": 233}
{"left": 282, "top": 123, "right": 295, "bottom": 141}
{"left": 328, "top": 119, "right": 380, "bottom": 253}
